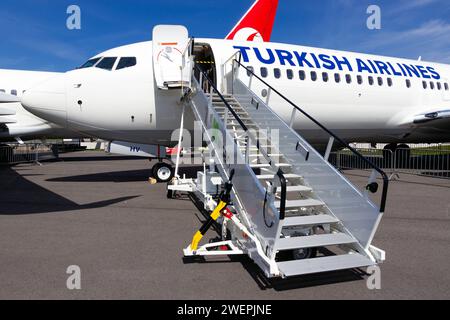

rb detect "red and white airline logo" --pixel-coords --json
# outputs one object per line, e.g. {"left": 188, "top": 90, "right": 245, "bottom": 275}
{"left": 226, "top": 0, "right": 279, "bottom": 43}
{"left": 232, "top": 27, "right": 264, "bottom": 42}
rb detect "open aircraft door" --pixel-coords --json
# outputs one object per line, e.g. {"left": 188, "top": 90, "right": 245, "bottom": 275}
{"left": 152, "top": 25, "right": 192, "bottom": 90}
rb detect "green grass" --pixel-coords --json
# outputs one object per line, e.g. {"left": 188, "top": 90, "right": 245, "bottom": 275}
{"left": 339, "top": 146, "right": 450, "bottom": 157}
{"left": 410, "top": 146, "right": 450, "bottom": 156}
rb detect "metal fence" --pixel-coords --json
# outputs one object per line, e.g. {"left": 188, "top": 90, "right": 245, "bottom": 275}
{"left": 0, "top": 143, "right": 57, "bottom": 165}
{"left": 330, "top": 147, "right": 450, "bottom": 180}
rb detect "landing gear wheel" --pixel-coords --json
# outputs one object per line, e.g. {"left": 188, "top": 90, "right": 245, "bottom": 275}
{"left": 152, "top": 162, "right": 174, "bottom": 183}
{"left": 292, "top": 248, "right": 318, "bottom": 260}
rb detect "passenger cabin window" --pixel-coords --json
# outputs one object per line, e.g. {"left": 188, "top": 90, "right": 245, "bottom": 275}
{"left": 406, "top": 79, "right": 411, "bottom": 88}
{"left": 96, "top": 57, "right": 117, "bottom": 71}
{"left": 445, "top": 83, "right": 449, "bottom": 91}
{"left": 299, "top": 70, "right": 306, "bottom": 81}
{"left": 79, "top": 57, "right": 101, "bottom": 69}
{"left": 423, "top": 81, "right": 427, "bottom": 89}
{"left": 345, "top": 74, "right": 352, "bottom": 84}
{"left": 10, "top": 90, "right": 17, "bottom": 96}
{"left": 311, "top": 71, "right": 317, "bottom": 81}
{"left": 246, "top": 66, "right": 254, "bottom": 77}
{"left": 260, "top": 67, "right": 268, "bottom": 78}
{"left": 430, "top": 82, "right": 435, "bottom": 90}
{"left": 357, "top": 75, "right": 363, "bottom": 85}
{"left": 387, "top": 78, "right": 393, "bottom": 87}
{"left": 334, "top": 73, "right": 341, "bottom": 83}
{"left": 377, "top": 77, "right": 383, "bottom": 86}
{"left": 437, "top": 82, "right": 442, "bottom": 90}
{"left": 274, "top": 68, "right": 281, "bottom": 79}
{"left": 287, "top": 69, "right": 294, "bottom": 80}
{"left": 116, "top": 57, "right": 137, "bottom": 70}
{"left": 322, "top": 72, "right": 329, "bottom": 82}
{"left": 368, "top": 76, "right": 374, "bottom": 86}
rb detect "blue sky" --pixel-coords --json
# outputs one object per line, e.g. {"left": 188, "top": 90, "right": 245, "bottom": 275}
{"left": 0, "top": 0, "right": 449, "bottom": 71}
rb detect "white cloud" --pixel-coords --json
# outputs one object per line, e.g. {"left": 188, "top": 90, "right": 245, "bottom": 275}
{"left": 390, "top": 0, "right": 439, "bottom": 13}
{"left": 357, "top": 19, "right": 450, "bottom": 63}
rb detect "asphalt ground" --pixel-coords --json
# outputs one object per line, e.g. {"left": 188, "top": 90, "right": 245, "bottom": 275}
{"left": 0, "top": 151, "right": 449, "bottom": 300}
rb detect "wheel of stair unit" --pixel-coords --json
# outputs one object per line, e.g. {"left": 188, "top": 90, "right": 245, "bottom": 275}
{"left": 152, "top": 162, "right": 174, "bottom": 183}
{"left": 292, "top": 248, "right": 318, "bottom": 260}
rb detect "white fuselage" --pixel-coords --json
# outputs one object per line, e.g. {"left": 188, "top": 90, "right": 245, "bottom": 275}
{"left": 20, "top": 38, "right": 450, "bottom": 147}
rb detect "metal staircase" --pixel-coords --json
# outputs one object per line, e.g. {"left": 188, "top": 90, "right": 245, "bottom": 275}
{"left": 170, "top": 46, "right": 389, "bottom": 279}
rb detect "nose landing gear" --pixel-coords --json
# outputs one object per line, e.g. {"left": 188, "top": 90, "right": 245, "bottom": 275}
{"left": 152, "top": 162, "right": 174, "bottom": 183}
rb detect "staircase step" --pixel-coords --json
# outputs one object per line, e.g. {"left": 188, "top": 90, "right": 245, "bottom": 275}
{"left": 282, "top": 215, "right": 339, "bottom": 227}
{"left": 213, "top": 103, "right": 242, "bottom": 108}
{"left": 224, "top": 118, "right": 253, "bottom": 122}
{"left": 276, "top": 233, "right": 357, "bottom": 251}
{"left": 276, "top": 199, "right": 325, "bottom": 209}
{"left": 217, "top": 111, "right": 248, "bottom": 115}
{"left": 226, "top": 121, "right": 253, "bottom": 125}
{"left": 277, "top": 253, "right": 374, "bottom": 277}
{"left": 211, "top": 96, "right": 235, "bottom": 100}
{"left": 257, "top": 174, "right": 302, "bottom": 180}
{"left": 277, "top": 186, "right": 312, "bottom": 193}
{"left": 249, "top": 154, "right": 283, "bottom": 158}
{"left": 243, "top": 149, "right": 283, "bottom": 152}
{"left": 0, "top": 107, "right": 16, "bottom": 116}
{"left": 227, "top": 125, "right": 258, "bottom": 129}
{"left": 0, "top": 116, "right": 17, "bottom": 124}
{"left": 250, "top": 163, "right": 292, "bottom": 168}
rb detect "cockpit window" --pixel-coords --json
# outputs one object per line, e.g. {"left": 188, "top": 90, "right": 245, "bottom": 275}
{"left": 96, "top": 57, "right": 117, "bottom": 71}
{"left": 79, "top": 57, "right": 101, "bottom": 69}
{"left": 116, "top": 57, "right": 137, "bottom": 70}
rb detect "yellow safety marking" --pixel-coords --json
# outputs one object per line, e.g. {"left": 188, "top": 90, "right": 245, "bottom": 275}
{"left": 190, "top": 201, "right": 227, "bottom": 251}
{"left": 191, "top": 231, "right": 204, "bottom": 251}
{"left": 211, "top": 201, "right": 227, "bottom": 220}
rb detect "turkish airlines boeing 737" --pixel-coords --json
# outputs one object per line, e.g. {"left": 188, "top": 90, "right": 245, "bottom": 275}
{"left": 6, "top": 0, "right": 450, "bottom": 179}
{"left": 0, "top": 0, "right": 277, "bottom": 145}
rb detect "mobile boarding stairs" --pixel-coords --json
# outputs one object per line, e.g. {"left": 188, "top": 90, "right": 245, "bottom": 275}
{"left": 161, "top": 37, "right": 389, "bottom": 280}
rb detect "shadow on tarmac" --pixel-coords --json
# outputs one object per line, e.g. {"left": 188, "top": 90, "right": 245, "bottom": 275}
{"left": 47, "top": 165, "right": 205, "bottom": 183}
{"left": 47, "top": 169, "right": 151, "bottom": 183}
{"left": 0, "top": 166, "right": 140, "bottom": 216}
{"left": 183, "top": 254, "right": 366, "bottom": 292}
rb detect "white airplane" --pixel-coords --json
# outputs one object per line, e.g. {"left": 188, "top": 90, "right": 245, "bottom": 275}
{"left": 0, "top": 69, "right": 84, "bottom": 143}
{"left": 16, "top": 0, "right": 450, "bottom": 181}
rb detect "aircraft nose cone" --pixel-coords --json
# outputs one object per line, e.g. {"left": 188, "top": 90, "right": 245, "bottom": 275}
{"left": 22, "top": 75, "right": 67, "bottom": 127}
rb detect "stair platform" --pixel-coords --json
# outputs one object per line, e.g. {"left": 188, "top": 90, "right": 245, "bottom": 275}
{"left": 277, "top": 254, "right": 374, "bottom": 277}
{"left": 282, "top": 215, "right": 339, "bottom": 227}
{"left": 276, "top": 233, "right": 357, "bottom": 251}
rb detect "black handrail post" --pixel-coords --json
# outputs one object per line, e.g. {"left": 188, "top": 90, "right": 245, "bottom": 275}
{"left": 276, "top": 169, "right": 287, "bottom": 220}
